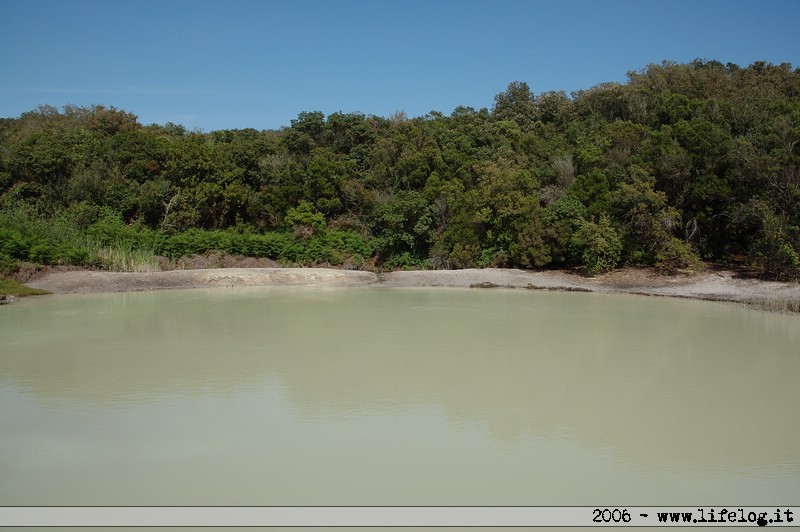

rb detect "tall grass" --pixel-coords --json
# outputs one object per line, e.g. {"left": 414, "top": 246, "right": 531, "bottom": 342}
{"left": 1, "top": 203, "right": 94, "bottom": 270}
{"left": 0, "top": 203, "right": 161, "bottom": 273}
{"left": 742, "top": 294, "right": 800, "bottom": 313}
{"left": 2, "top": 200, "right": 374, "bottom": 273}
{"left": 93, "top": 241, "right": 161, "bottom": 272}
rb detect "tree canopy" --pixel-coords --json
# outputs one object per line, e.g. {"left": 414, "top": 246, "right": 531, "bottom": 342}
{"left": 1, "top": 60, "right": 798, "bottom": 279}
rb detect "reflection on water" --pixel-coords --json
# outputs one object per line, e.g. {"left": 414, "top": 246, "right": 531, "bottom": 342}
{"left": 1, "top": 287, "right": 798, "bottom": 505}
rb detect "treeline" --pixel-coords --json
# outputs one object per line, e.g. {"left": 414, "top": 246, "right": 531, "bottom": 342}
{"left": 1, "top": 59, "right": 799, "bottom": 279}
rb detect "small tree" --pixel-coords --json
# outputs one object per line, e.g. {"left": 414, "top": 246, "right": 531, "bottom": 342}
{"left": 570, "top": 215, "right": 622, "bottom": 274}
{"left": 655, "top": 237, "right": 701, "bottom": 273}
{"left": 285, "top": 201, "right": 326, "bottom": 239}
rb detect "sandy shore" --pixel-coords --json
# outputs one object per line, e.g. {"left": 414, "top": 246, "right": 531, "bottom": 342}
{"left": 22, "top": 266, "right": 800, "bottom": 310}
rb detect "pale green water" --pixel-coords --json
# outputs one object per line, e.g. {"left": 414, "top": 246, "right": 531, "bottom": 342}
{"left": 1, "top": 287, "right": 798, "bottom": 506}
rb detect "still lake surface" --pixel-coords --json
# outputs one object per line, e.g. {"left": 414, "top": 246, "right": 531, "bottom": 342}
{"left": 1, "top": 286, "right": 798, "bottom": 506}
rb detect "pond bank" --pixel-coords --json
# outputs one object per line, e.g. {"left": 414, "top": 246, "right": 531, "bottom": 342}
{"left": 20, "top": 266, "right": 800, "bottom": 312}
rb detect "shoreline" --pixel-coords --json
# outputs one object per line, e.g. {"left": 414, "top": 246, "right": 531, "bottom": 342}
{"left": 19, "top": 266, "right": 800, "bottom": 312}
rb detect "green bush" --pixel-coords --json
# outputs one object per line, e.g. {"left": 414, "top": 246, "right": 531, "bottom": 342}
{"left": 382, "top": 251, "right": 427, "bottom": 270}
{"left": 0, "top": 252, "right": 17, "bottom": 275}
{"left": 154, "top": 227, "right": 372, "bottom": 266}
{"left": 478, "top": 246, "right": 506, "bottom": 268}
{"left": 750, "top": 240, "right": 800, "bottom": 282}
{"left": 570, "top": 215, "right": 622, "bottom": 274}
{"left": 285, "top": 201, "right": 326, "bottom": 235}
{"left": 447, "top": 243, "right": 481, "bottom": 269}
{"left": 654, "top": 237, "right": 701, "bottom": 273}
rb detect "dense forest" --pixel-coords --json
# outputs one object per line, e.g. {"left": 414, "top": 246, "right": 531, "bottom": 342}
{"left": 1, "top": 60, "right": 799, "bottom": 280}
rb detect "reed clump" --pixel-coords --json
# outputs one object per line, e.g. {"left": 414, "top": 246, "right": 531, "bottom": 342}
{"left": 94, "top": 243, "right": 161, "bottom": 272}
{"left": 742, "top": 294, "right": 800, "bottom": 313}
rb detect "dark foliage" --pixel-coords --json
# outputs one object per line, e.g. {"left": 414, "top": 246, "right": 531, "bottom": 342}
{"left": 1, "top": 60, "right": 798, "bottom": 278}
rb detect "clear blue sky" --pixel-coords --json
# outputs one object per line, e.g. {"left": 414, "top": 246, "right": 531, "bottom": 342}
{"left": 1, "top": 0, "right": 798, "bottom": 131}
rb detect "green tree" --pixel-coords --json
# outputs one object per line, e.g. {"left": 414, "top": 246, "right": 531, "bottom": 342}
{"left": 285, "top": 201, "right": 326, "bottom": 238}
{"left": 569, "top": 215, "right": 622, "bottom": 274}
{"left": 369, "top": 190, "right": 434, "bottom": 261}
{"left": 492, "top": 82, "right": 536, "bottom": 129}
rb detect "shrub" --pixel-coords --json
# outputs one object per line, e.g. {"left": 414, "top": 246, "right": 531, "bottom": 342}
{"left": 447, "top": 243, "right": 481, "bottom": 269}
{"left": 382, "top": 252, "right": 427, "bottom": 270}
{"left": 285, "top": 201, "right": 326, "bottom": 236}
{"left": 478, "top": 247, "right": 507, "bottom": 268}
{"left": 655, "top": 237, "right": 701, "bottom": 273}
{"left": 570, "top": 215, "right": 622, "bottom": 274}
{"left": 0, "top": 252, "right": 17, "bottom": 276}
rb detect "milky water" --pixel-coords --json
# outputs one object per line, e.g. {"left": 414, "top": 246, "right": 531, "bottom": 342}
{"left": 1, "top": 287, "right": 798, "bottom": 507}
